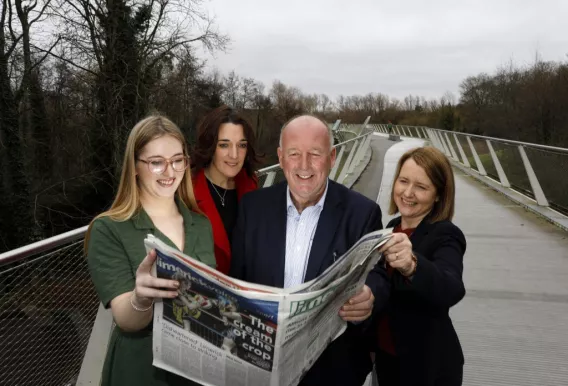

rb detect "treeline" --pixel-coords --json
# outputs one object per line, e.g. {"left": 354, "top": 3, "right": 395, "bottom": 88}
{"left": 386, "top": 60, "right": 568, "bottom": 147}
{"left": 1, "top": 0, "right": 566, "bottom": 253}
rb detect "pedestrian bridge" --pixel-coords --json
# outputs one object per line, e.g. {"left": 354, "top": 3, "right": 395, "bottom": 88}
{"left": 1, "top": 122, "right": 567, "bottom": 386}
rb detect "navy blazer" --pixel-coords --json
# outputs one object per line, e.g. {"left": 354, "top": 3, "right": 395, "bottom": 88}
{"left": 230, "top": 179, "right": 389, "bottom": 386}
{"left": 373, "top": 216, "right": 467, "bottom": 386}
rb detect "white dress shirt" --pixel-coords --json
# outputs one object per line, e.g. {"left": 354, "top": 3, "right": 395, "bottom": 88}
{"left": 283, "top": 181, "right": 329, "bottom": 288}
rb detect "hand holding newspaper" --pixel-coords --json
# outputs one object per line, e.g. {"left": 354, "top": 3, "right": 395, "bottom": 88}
{"left": 145, "top": 228, "right": 392, "bottom": 386}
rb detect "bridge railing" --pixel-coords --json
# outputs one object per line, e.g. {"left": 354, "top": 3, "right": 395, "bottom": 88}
{"left": 372, "top": 124, "right": 568, "bottom": 217}
{"left": 0, "top": 117, "right": 375, "bottom": 386}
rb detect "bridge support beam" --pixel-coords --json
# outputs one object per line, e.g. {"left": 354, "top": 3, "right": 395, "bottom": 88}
{"left": 338, "top": 140, "right": 360, "bottom": 183}
{"left": 487, "top": 140, "right": 510, "bottom": 188}
{"left": 76, "top": 304, "right": 113, "bottom": 386}
{"left": 263, "top": 171, "right": 277, "bottom": 188}
{"left": 466, "top": 136, "right": 487, "bottom": 176}
{"left": 330, "top": 145, "right": 346, "bottom": 181}
{"left": 454, "top": 133, "right": 471, "bottom": 168}
{"left": 444, "top": 132, "right": 459, "bottom": 161}
{"left": 518, "top": 146, "right": 549, "bottom": 206}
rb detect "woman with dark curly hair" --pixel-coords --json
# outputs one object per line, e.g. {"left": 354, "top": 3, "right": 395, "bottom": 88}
{"left": 192, "top": 105, "right": 261, "bottom": 274}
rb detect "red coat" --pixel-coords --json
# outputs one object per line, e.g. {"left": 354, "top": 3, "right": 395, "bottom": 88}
{"left": 192, "top": 168, "right": 258, "bottom": 274}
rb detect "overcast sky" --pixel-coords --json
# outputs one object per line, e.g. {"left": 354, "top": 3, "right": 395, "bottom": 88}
{"left": 200, "top": 0, "right": 567, "bottom": 100}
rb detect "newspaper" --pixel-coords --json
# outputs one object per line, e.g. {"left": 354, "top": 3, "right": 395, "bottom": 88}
{"left": 145, "top": 228, "right": 392, "bottom": 386}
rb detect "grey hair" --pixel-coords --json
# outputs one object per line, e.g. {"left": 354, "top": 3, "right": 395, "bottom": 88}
{"left": 279, "top": 114, "right": 334, "bottom": 150}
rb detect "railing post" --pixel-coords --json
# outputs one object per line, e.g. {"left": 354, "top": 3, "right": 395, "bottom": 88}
{"left": 518, "top": 146, "right": 549, "bottom": 206}
{"left": 262, "top": 171, "right": 277, "bottom": 187}
{"left": 487, "top": 140, "right": 510, "bottom": 187}
{"left": 466, "top": 136, "right": 487, "bottom": 175}
{"left": 76, "top": 304, "right": 113, "bottom": 386}
{"left": 338, "top": 140, "right": 360, "bottom": 183}
{"left": 421, "top": 127, "right": 428, "bottom": 139}
{"left": 454, "top": 133, "right": 471, "bottom": 168}
{"left": 359, "top": 116, "right": 371, "bottom": 135}
{"left": 434, "top": 130, "right": 451, "bottom": 155}
{"left": 424, "top": 128, "right": 438, "bottom": 147}
{"left": 443, "top": 132, "right": 459, "bottom": 161}
{"left": 353, "top": 134, "right": 372, "bottom": 168}
{"left": 414, "top": 126, "right": 422, "bottom": 138}
{"left": 330, "top": 145, "right": 346, "bottom": 181}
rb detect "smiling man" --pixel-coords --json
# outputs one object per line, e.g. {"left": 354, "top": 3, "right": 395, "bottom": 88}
{"left": 230, "top": 115, "right": 389, "bottom": 386}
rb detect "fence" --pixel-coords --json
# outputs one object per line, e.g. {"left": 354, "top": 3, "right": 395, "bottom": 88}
{"left": 0, "top": 117, "right": 375, "bottom": 386}
{"left": 372, "top": 124, "right": 568, "bottom": 217}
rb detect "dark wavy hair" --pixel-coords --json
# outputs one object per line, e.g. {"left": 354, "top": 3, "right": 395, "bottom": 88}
{"left": 191, "top": 105, "right": 261, "bottom": 177}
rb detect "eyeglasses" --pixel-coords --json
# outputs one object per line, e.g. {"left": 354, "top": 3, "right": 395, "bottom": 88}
{"left": 137, "top": 156, "right": 189, "bottom": 175}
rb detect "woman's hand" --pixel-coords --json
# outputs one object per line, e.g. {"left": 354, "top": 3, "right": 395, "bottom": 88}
{"left": 131, "top": 249, "right": 179, "bottom": 308}
{"left": 379, "top": 233, "right": 416, "bottom": 277}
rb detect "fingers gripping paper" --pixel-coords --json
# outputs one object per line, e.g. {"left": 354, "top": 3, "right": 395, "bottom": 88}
{"left": 145, "top": 229, "right": 392, "bottom": 386}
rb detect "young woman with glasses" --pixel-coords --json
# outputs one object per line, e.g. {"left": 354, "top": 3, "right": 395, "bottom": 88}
{"left": 84, "top": 115, "right": 215, "bottom": 386}
{"left": 191, "top": 106, "right": 261, "bottom": 275}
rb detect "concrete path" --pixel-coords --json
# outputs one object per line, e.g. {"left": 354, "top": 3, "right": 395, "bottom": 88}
{"left": 451, "top": 171, "right": 568, "bottom": 386}
{"left": 351, "top": 134, "right": 395, "bottom": 200}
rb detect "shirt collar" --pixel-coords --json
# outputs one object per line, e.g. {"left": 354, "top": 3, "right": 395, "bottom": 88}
{"left": 286, "top": 179, "right": 329, "bottom": 213}
{"left": 132, "top": 196, "right": 194, "bottom": 230}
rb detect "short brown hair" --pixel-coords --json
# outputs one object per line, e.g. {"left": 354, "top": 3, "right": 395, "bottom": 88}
{"left": 388, "top": 146, "right": 455, "bottom": 223}
{"left": 192, "top": 105, "right": 261, "bottom": 176}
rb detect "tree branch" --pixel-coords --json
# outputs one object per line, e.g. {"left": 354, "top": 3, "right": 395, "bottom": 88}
{"left": 32, "top": 44, "right": 96, "bottom": 75}
{"left": 7, "top": 0, "right": 19, "bottom": 43}
{"left": 30, "top": 0, "right": 52, "bottom": 25}
{"left": 30, "top": 36, "right": 60, "bottom": 71}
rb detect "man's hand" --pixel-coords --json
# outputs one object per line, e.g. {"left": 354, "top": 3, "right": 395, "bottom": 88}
{"left": 338, "top": 285, "right": 374, "bottom": 322}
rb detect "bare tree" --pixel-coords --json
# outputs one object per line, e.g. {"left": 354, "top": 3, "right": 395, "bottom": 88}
{"left": 0, "top": 0, "right": 59, "bottom": 249}
{"left": 45, "top": 0, "right": 229, "bottom": 183}
{"left": 223, "top": 70, "right": 241, "bottom": 108}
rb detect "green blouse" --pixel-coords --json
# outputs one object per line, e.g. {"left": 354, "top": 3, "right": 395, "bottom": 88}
{"left": 87, "top": 200, "right": 215, "bottom": 386}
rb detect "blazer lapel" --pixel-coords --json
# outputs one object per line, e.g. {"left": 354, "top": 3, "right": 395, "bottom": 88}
{"left": 389, "top": 215, "right": 431, "bottom": 249}
{"left": 304, "top": 181, "right": 343, "bottom": 282}
{"left": 409, "top": 219, "right": 430, "bottom": 249}
{"left": 270, "top": 183, "right": 288, "bottom": 288}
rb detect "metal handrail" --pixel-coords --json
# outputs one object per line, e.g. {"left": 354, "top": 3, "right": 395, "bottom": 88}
{"left": 0, "top": 122, "right": 374, "bottom": 268}
{"left": 427, "top": 127, "right": 568, "bottom": 154}
{"left": 0, "top": 225, "right": 88, "bottom": 267}
{"left": 374, "top": 123, "right": 568, "bottom": 216}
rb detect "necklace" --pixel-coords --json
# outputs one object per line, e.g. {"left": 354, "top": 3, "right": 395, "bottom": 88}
{"left": 206, "top": 175, "right": 227, "bottom": 207}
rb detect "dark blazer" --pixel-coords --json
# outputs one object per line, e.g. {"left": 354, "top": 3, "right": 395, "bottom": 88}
{"left": 374, "top": 216, "right": 467, "bottom": 386}
{"left": 193, "top": 168, "right": 257, "bottom": 275}
{"left": 230, "top": 179, "right": 389, "bottom": 386}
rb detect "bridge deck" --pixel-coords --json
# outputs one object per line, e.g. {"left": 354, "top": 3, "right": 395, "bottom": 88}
{"left": 355, "top": 137, "right": 568, "bottom": 385}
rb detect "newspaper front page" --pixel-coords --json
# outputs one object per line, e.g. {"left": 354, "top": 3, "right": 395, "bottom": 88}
{"left": 145, "top": 229, "right": 392, "bottom": 386}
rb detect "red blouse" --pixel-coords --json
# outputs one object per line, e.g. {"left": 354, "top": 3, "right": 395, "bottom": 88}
{"left": 192, "top": 168, "right": 257, "bottom": 274}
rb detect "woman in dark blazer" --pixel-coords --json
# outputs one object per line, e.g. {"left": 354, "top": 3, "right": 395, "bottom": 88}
{"left": 374, "top": 146, "right": 467, "bottom": 386}
{"left": 192, "top": 106, "right": 260, "bottom": 274}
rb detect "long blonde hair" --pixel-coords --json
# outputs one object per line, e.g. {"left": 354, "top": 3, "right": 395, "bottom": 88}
{"left": 84, "top": 115, "right": 200, "bottom": 250}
